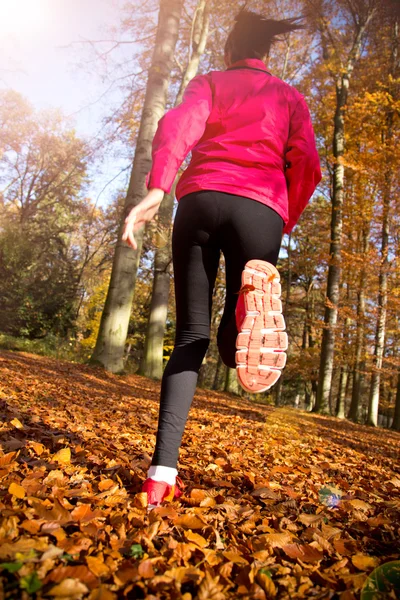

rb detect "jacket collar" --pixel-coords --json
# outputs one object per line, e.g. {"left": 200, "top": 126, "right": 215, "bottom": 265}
{"left": 226, "top": 58, "right": 271, "bottom": 75}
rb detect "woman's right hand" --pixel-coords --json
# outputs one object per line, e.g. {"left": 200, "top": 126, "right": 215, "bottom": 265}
{"left": 122, "top": 188, "right": 164, "bottom": 250}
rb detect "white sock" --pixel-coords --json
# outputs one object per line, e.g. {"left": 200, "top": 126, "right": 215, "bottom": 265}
{"left": 148, "top": 465, "right": 177, "bottom": 486}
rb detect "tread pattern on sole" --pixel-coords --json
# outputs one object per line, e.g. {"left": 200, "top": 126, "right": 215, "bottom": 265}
{"left": 235, "top": 260, "right": 287, "bottom": 393}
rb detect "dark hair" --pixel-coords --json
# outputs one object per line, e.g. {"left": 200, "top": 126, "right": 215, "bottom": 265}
{"left": 224, "top": 10, "right": 304, "bottom": 63}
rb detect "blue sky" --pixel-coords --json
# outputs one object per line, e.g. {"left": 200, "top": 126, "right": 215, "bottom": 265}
{"left": 0, "top": 0, "right": 133, "bottom": 206}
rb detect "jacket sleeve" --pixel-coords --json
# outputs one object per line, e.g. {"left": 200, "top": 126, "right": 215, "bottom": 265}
{"left": 283, "top": 95, "right": 322, "bottom": 235}
{"left": 146, "top": 74, "right": 213, "bottom": 194}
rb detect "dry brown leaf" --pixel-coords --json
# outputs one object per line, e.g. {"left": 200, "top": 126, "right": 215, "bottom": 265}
{"left": 298, "top": 513, "right": 324, "bottom": 527}
{"left": 259, "top": 532, "right": 293, "bottom": 548}
{"left": 8, "top": 481, "right": 25, "bottom": 498}
{"left": 71, "top": 504, "right": 103, "bottom": 523}
{"left": 87, "top": 555, "right": 110, "bottom": 578}
{"left": 175, "top": 514, "right": 207, "bottom": 530}
{"left": 197, "top": 570, "right": 226, "bottom": 600}
{"left": 0, "top": 451, "right": 18, "bottom": 466}
{"left": 351, "top": 554, "right": 379, "bottom": 571}
{"left": 48, "top": 578, "right": 89, "bottom": 598}
{"left": 98, "top": 479, "right": 115, "bottom": 491}
{"left": 282, "top": 543, "right": 324, "bottom": 563}
{"left": 185, "top": 529, "right": 209, "bottom": 548}
{"left": 256, "top": 571, "right": 277, "bottom": 598}
{"left": 222, "top": 551, "right": 249, "bottom": 565}
{"left": 53, "top": 447, "right": 71, "bottom": 465}
{"left": 88, "top": 588, "right": 117, "bottom": 600}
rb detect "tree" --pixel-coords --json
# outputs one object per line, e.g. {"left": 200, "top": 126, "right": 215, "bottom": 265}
{"left": 311, "top": 0, "right": 377, "bottom": 414}
{"left": 140, "top": 0, "right": 210, "bottom": 379}
{"left": 91, "top": 0, "right": 185, "bottom": 373}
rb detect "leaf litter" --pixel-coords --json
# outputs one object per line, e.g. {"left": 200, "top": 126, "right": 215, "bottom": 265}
{"left": 0, "top": 350, "right": 399, "bottom": 599}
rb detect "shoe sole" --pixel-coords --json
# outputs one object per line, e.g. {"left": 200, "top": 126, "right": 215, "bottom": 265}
{"left": 236, "top": 260, "right": 287, "bottom": 393}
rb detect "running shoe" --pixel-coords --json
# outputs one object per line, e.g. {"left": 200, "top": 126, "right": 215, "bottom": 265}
{"left": 235, "top": 259, "right": 287, "bottom": 393}
{"left": 142, "top": 475, "right": 184, "bottom": 510}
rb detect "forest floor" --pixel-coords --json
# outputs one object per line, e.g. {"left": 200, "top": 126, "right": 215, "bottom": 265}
{"left": 0, "top": 349, "right": 399, "bottom": 600}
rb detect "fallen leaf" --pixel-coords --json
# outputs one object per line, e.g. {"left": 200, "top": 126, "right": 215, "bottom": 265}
{"left": 48, "top": 578, "right": 89, "bottom": 598}
{"left": 351, "top": 554, "right": 379, "bottom": 571}
{"left": 8, "top": 481, "right": 26, "bottom": 498}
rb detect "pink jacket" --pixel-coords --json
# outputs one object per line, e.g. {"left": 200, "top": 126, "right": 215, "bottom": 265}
{"left": 146, "top": 58, "right": 321, "bottom": 235}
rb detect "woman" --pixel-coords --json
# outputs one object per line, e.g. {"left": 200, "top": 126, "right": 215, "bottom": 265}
{"left": 122, "top": 10, "right": 321, "bottom": 509}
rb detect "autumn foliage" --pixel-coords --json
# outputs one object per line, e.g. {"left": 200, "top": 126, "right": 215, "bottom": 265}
{"left": 1, "top": 350, "right": 399, "bottom": 598}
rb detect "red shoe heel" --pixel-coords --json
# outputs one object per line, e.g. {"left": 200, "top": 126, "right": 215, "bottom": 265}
{"left": 235, "top": 260, "right": 287, "bottom": 393}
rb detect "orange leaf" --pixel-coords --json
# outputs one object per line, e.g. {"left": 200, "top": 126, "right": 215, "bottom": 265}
{"left": 88, "top": 587, "right": 117, "bottom": 600}
{"left": 87, "top": 555, "right": 110, "bottom": 578}
{"left": 71, "top": 504, "right": 103, "bottom": 523}
{"left": 351, "top": 554, "right": 379, "bottom": 571}
{"left": 0, "top": 451, "right": 18, "bottom": 466}
{"left": 175, "top": 514, "right": 207, "bottom": 530}
{"left": 222, "top": 551, "right": 249, "bottom": 565}
{"left": 98, "top": 479, "right": 115, "bottom": 491}
{"left": 282, "top": 543, "right": 323, "bottom": 563}
{"left": 137, "top": 559, "right": 155, "bottom": 578}
{"left": 197, "top": 570, "right": 226, "bottom": 600}
{"left": 8, "top": 482, "right": 25, "bottom": 498}
{"left": 53, "top": 447, "right": 71, "bottom": 465}
{"left": 185, "top": 530, "right": 209, "bottom": 548}
{"left": 48, "top": 578, "right": 89, "bottom": 597}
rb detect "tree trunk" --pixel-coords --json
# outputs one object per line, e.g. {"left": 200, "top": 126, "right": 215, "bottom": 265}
{"left": 367, "top": 17, "right": 397, "bottom": 426}
{"left": 392, "top": 371, "right": 400, "bottom": 431}
{"left": 90, "top": 0, "right": 184, "bottom": 373}
{"left": 315, "top": 12, "right": 375, "bottom": 413}
{"left": 275, "top": 232, "right": 292, "bottom": 407}
{"left": 225, "top": 367, "right": 240, "bottom": 395}
{"left": 349, "top": 227, "right": 369, "bottom": 421}
{"left": 213, "top": 353, "right": 224, "bottom": 390}
{"left": 140, "top": 0, "right": 210, "bottom": 379}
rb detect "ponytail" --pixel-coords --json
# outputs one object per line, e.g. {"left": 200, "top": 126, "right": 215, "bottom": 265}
{"left": 225, "top": 9, "right": 304, "bottom": 63}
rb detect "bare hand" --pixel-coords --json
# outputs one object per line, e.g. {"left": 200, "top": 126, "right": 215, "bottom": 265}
{"left": 122, "top": 188, "right": 164, "bottom": 250}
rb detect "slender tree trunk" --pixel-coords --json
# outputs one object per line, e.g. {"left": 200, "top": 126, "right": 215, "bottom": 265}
{"left": 90, "top": 0, "right": 184, "bottom": 373}
{"left": 315, "top": 12, "right": 375, "bottom": 412}
{"left": 367, "top": 17, "right": 397, "bottom": 426}
{"left": 140, "top": 0, "right": 210, "bottom": 378}
{"left": 275, "top": 233, "right": 292, "bottom": 407}
{"left": 336, "top": 365, "right": 348, "bottom": 419}
{"left": 349, "top": 228, "right": 369, "bottom": 421}
{"left": 213, "top": 354, "right": 224, "bottom": 390}
{"left": 225, "top": 367, "right": 241, "bottom": 395}
{"left": 392, "top": 371, "right": 400, "bottom": 431}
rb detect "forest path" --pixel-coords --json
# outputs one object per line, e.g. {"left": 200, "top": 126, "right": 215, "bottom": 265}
{"left": 0, "top": 350, "right": 399, "bottom": 599}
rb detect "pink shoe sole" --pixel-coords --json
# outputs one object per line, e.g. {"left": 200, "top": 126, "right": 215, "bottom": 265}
{"left": 235, "top": 260, "right": 287, "bottom": 393}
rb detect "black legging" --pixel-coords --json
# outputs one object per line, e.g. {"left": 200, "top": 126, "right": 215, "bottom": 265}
{"left": 151, "top": 190, "right": 283, "bottom": 468}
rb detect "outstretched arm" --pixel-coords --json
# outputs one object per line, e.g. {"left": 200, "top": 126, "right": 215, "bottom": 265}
{"left": 284, "top": 96, "right": 321, "bottom": 235}
{"left": 122, "top": 74, "right": 213, "bottom": 249}
{"left": 146, "top": 73, "right": 213, "bottom": 193}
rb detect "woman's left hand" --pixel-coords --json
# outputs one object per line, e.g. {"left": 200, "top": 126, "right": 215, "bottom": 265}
{"left": 122, "top": 188, "right": 164, "bottom": 250}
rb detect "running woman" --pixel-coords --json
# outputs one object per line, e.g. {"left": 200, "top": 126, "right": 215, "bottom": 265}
{"left": 122, "top": 10, "right": 321, "bottom": 509}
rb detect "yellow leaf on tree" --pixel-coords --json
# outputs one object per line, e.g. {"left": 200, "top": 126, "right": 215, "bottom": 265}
{"left": 53, "top": 447, "right": 71, "bottom": 465}
{"left": 8, "top": 482, "right": 26, "bottom": 498}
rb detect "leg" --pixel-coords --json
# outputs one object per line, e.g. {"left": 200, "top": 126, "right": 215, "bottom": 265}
{"left": 151, "top": 193, "right": 220, "bottom": 468}
{"left": 216, "top": 195, "right": 284, "bottom": 368}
